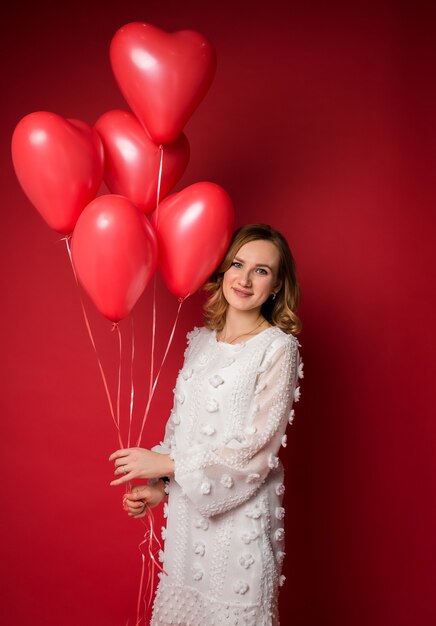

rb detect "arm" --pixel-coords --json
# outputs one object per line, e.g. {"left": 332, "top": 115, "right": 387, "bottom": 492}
{"left": 173, "top": 336, "right": 301, "bottom": 517}
{"left": 109, "top": 328, "right": 202, "bottom": 483}
{"left": 109, "top": 385, "right": 179, "bottom": 486}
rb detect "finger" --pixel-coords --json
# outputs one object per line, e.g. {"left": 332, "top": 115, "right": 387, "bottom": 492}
{"left": 129, "top": 488, "right": 151, "bottom": 501}
{"left": 132, "top": 485, "right": 146, "bottom": 493}
{"left": 127, "top": 507, "right": 144, "bottom": 516}
{"left": 114, "top": 465, "right": 130, "bottom": 476}
{"left": 127, "top": 510, "right": 145, "bottom": 519}
{"left": 127, "top": 505, "right": 145, "bottom": 515}
{"left": 109, "top": 449, "right": 130, "bottom": 462}
{"left": 115, "top": 457, "right": 131, "bottom": 469}
{"left": 127, "top": 500, "right": 145, "bottom": 510}
{"left": 125, "top": 498, "right": 144, "bottom": 508}
{"left": 127, "top": 506, "right": 144, "bottom": 515}
{"left": 126, "top": 499, "right": 145, "bottom": 511}
{"left": 110, "top": 471, "right": 134, "bottom": 487}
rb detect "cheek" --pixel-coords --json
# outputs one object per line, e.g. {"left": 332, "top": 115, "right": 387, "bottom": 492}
{"left": 222, "top": 268, "right": 237, "bottom": 287}
{"left": 256, "top": 278, "right": 275, "bottom": 301}
{"left": 222, "top": 272, "right": 233, "bottom": 298}
{"left": 257, "top": 276, "right": 274, "bottom": 292}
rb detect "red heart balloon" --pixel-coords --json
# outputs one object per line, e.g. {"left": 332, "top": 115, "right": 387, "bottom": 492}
{"left": 152, "top": 182, "right": 234, "bottom": 298}
{"left": 110, "top": 22, "right": 216, "bottom": 145}
{"left": 72, "top": 195, "right": 157, "bottom": 321}
{"left": 11, "top": 112, "right": 104, "bottom": 234}
{"left": 95, "top": 110, "right": 190, "bottom": 214}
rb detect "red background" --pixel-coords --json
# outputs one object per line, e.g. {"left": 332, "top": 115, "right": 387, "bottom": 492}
{"left": 1, "top": 1, "right": 435, "bottom": 624}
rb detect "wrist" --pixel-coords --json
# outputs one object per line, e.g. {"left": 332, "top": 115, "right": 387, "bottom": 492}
{"left": 162, "top": 454, "right": 175, "bottom": 477}
{"left": 148, "top": 477, "right": 169, "bottom": 498}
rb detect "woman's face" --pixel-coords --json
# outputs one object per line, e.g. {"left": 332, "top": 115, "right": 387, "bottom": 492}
{"left": 222, "top": 239, "right": 282, "bottom": 314}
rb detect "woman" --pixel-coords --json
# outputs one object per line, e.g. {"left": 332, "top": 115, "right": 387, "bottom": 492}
{"left": 109, "top": 224, "right": 303, "bottom": 626}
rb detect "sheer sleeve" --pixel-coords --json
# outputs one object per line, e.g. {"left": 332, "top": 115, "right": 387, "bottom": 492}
{"left": 151, "top": 411, "right": 176, "bottom": 457}
{"left": 173, "top": 335, "right": 300, "bottom": 517}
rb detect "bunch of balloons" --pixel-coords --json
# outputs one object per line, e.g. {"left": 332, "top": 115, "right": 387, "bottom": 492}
{"left": 11, "top": 22, "right": 235, "bottom": 321}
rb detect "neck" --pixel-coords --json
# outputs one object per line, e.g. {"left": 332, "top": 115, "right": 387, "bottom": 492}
{"left": 225, "top": 306, "right": 262, "bottom": 330}
{"left": 222, "top": 307, "right": 265, "bottom": 338}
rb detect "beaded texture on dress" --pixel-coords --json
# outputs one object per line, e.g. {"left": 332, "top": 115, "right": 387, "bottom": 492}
{"left": 151, "top": 326, "right": 302, "bottom": 626}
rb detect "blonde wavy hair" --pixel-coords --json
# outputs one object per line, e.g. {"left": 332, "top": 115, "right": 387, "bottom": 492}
{"left": 203, "top": 224, "right": 301, "bottom": 335}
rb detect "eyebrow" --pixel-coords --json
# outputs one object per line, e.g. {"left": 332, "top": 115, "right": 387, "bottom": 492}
{"left": 233, "top": 256, "right": 273, "bottom": 270}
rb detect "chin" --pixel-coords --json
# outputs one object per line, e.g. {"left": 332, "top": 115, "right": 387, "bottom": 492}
{"left": 230, "top": 299, "right": 263, "bottom": 313}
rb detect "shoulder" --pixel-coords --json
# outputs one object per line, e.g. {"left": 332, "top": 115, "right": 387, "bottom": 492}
{"left": 184, "top": 326, "right": 211, "bottom": 359}
{"left": 186, "top": 326, "right": 212, "bottom": 341}
{"left": 260, "top": 328, "right": 301, "bottom": 375}
{"left": 186, "top": 325, "right": 212, "bottom": 342}
{"left": 268, "top": 326, "right": 301, "bottom": 353}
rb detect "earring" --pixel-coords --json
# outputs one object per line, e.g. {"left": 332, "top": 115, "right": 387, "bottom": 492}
{"left": 271, "top": 292, "right": 277, "bottom": 300}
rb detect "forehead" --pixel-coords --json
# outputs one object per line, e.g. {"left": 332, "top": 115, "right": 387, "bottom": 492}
{"left": 234, "top": 239, "right": 280, "bottom": 267}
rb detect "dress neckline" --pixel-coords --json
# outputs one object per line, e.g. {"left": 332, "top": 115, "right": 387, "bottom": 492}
{"left": 213, "top": 325, "right": 276, "bottom": 347}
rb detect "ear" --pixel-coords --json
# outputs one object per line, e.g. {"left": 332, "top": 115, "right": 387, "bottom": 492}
{"left": 274, "top": 278, "right": 283, "bottom": 293}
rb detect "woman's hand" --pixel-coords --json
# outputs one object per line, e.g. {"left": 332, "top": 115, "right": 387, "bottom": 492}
{"left": 123, "top": 483, "right": 167, "bottom": 518}
{"left": 109, "top": 447, "right": 174, "bottom": 486}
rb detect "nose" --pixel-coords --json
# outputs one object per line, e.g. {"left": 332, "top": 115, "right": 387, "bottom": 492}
{"left": 239, "top": 270, "right": 251, "bottom": 287}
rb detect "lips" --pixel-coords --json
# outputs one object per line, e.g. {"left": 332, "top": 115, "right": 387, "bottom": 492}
{"left": 232, "top": 287, "right": 253, "bottom": 297}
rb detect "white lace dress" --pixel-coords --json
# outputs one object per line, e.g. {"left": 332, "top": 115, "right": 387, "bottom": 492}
{"left": 151, "top": 325, "right": 302, "bottom": 626}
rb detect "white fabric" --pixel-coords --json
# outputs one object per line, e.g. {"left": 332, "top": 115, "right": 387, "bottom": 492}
{"left": 151, "top": 326, "right": 302, "bottom": 626}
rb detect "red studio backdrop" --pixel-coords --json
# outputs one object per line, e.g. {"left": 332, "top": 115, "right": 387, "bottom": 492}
{"left": 1, "top": 1, "right": 436, "bottom": 625}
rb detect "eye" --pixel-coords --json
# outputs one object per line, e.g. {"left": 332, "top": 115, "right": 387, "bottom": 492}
{"left": 256, "top": 268, "right": 268, "bottom": 275}
{"left": 231, "top": 261, "right": 242, "bottom": 268}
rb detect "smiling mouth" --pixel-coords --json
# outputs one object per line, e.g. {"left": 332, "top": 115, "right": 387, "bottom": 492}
{"left": 232, "top": 288, "right": 253, "bottom": 297}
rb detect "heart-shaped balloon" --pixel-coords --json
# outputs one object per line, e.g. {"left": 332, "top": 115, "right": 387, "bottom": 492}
{"left": 110, "top": 22, "right": 216, "bottom": 145}
{"left": 11, "top": 112, "right": 104, "bottom": 234}
{"left": 72, "top": 195, "right": 157, "bottom": 321}
{"left": 95, "top": 110, "right": 190, "bottom": 214}
{"left": 152, "top": 182, "right": 234, "bottom": 298}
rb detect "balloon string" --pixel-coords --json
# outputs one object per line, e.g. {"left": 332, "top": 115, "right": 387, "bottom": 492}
{"left": 64, "top": 237, "right": 123, "bottom": 448}
{"left": 133, "top": 145, "right": 166, "bottom": 621}
{"left": 145, "top": 145, "right": 163, "bottom": 438}
{"left": 128, "top": 316, "right": 135, "bottom": 449}
{"left": 114, "top": 323, "right": 122, "bottom": 434}
{"left": 155, "top": 145, "right": 164, "bottom": 229}
{"left": 136, "top": 550, "right": 146, "bottom": 626}
{"left": 148, "top": 276, "right": 157, "bottom": 404}
{"left": 136, "top": 297, "right": 186, "bottom": 447}
{"left": 136, "top": 504, "right": 167, "bottom": 625}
